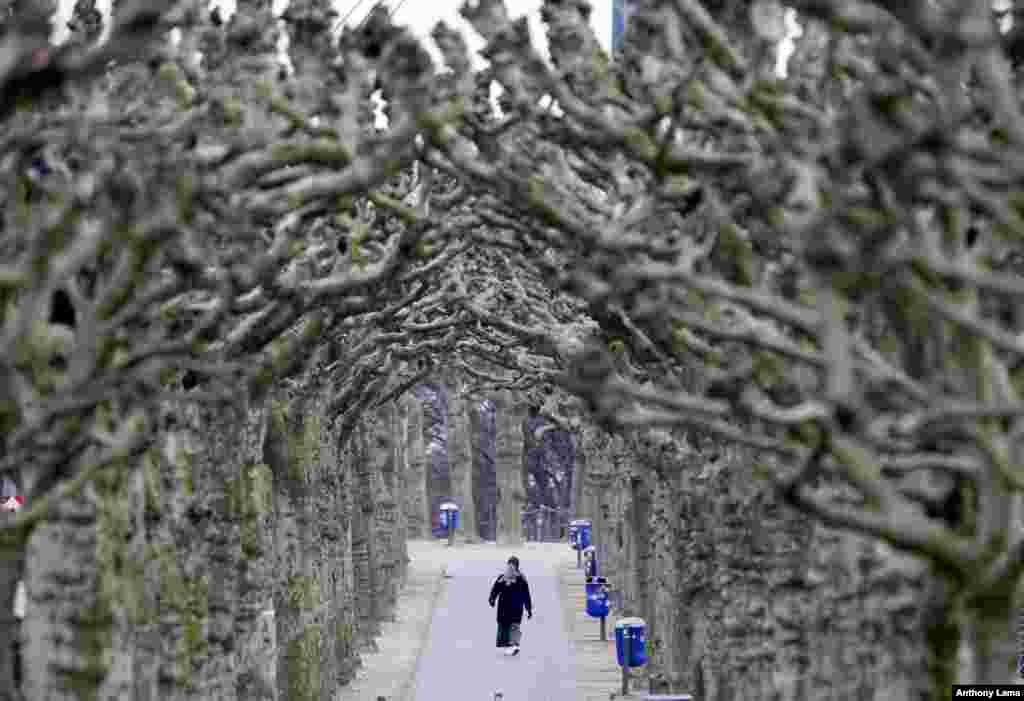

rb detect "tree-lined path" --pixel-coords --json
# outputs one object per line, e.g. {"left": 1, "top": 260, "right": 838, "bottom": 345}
{"left": 9, "top": 0, "right": 1024, "bottom": 697}
{"left": 413, "top": 545, "right": 578, "bottom": 701}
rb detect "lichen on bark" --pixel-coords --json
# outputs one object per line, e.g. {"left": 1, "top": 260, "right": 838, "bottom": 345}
{"left": 174, "top": 572, "right": 210, "bottom": 687}
{"left": 284, "top": 624, "right": 322, "bottom": 701}
{"left": 170, "top": 434, "right": 194, "bottom": 498}
{"left": 233, "top": 462, "right": 273, "bottom": 559}
{"left": 149, "top": 541, "right": 209, "bottom": 687}
{"left": 94, "top": 460, "right": 147, "bottom": 626}
{"left": 285, "top": 574, "right": 320, "bottom": 611}
{"left": 65, "top": 594, "right": 113, "bottom": 701}
{"left": 142, "top": 449, "right": 162, "bottom": 519}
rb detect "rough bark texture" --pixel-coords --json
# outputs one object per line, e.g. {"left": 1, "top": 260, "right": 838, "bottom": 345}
{"left": 390, "top": 402, "right": 410, "bottom": 583}
{"left": 493, "top": 391, "right": 526, "bottom": 546}
{"left": 417, "top": 386, "right": 451, "bottom": 535}
{"left": 12, "top": 366, "right": 413, "bottom": 701}
{"left": 402, "top": 393, "right": 431, "bottom": 539}
{"left": 446, "top": 383, "right": 479, "bottom": 543}
{"left": 367, "top": 402, "right": 403, "bottom": 624}
{"left": 575, "top": 423, "right": 944, "bottom": 700}
{"left": 468, "top": 399, "right": 484, "bottom": 539}
{"left": 0, "top": 522, "right": 22, "bottom": 701}
{"left": 475, "top": 401, "right": 498, "bottom": 542}
{"left": 10, "top": 377, "right": 1002, "bottom": 701}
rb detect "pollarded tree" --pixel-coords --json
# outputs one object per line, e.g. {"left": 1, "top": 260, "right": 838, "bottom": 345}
{"left": 419, "top": 0, "right": 1024, "bottom": 687}
{"left": 0, "top": 2, "right": 484, "bottom": 695}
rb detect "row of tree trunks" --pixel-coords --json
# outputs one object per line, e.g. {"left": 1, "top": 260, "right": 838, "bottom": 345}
{"left": 401, "top": 378, "right": 536, "bottom": 546}
{"left": 7, "top": 371, "right": 420, "bottom": 701}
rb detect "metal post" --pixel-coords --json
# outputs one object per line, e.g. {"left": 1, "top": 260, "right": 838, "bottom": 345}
{"left": 576, "top": 548, "right": 582, "bottom": 568}
{"left": 447, "top": 524, "right": 455, "bottom": 546}
{"left": 600, "top": 615, "right": 606, "bottom": 641}
{"left": 621, "top": 631, "right": 631, "bottom": 696}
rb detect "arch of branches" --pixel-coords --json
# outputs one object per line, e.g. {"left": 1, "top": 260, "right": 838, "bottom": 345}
{"left": 4, "top": 0, "right": 1024, "bottom": 683}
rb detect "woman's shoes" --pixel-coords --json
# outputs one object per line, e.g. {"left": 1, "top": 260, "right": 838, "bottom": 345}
{"left": 505, "top": 645, "right": 520, "bottom": 656}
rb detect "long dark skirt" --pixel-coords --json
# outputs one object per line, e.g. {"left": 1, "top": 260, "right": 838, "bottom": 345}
{"left": 496, "top": 622, "right": 521, "bottom": 647}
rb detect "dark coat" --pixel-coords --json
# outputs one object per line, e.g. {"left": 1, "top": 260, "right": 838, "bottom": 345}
{"left": 489, "top": 573, "right": 533, "bottom": 624}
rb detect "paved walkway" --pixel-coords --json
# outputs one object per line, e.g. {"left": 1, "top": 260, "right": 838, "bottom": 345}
{"left": 558, "top": 558, "right": 650, "bottom": 701}
{"left": 344, "top": 540, "right": 645, "bottom": 701}
{"left": 412, "top": 542, "right": 577, "bottom": 701}
{"left": 338, "top": 539, "right": 451, "bottom": 701}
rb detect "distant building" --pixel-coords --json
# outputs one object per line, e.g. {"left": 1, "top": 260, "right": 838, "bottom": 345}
{"left": 611, "top": 0, "right": 637, "bottom": 54}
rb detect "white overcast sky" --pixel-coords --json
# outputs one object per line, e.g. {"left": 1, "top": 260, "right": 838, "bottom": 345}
{"left": 55, "top": 0, "right": 607, "bottom": 63}
{"left": 56, "top": 0, "right": 802, "bottom": 73}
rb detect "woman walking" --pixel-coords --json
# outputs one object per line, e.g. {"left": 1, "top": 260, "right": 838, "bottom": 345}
{"left": 489, "top": 556, "right": 533, "bottom": 656}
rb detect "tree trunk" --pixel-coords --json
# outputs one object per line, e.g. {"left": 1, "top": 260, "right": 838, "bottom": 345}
{"left": 444, "top": 375, "right": 478, "bottom": 543}
{"left": 469, "top": 397, "right": 484, "bottom": 540}
{"left": 369, "top": 403, "right": 398, "bottom": 621}
{"left": 0, "top": 528, "right": 25, "bottom": 701}
{"left": 569, "top": 432, "right": 582, "bottom": 520}
{"left": 402, "top": 394, "right": 430, "bottom": 538}
{"left": 268, "top": 397, "right": 324, "bottom": 701}
{"left": 493, "top": 391, "right": 525, "bottom": 546}
{"left": 392, "top": 401, "right": 410, "bottom": 583}
{"left": 923, "top": 576, "right": 961, "bottom": 699}
{"left": 475, "top": 401, "right": 498, "bottom": 542}
{"left": 960, "top": 595, "right": 1017, "bottom": 685}
{"left": 21, "top": 479, "right": 104, "bottom": 701}
{"left": 423, "top": 393, "right": 448, "bottom": 536}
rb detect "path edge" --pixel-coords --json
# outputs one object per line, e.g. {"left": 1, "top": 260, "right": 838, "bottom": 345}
{"left": 395, "top": 558, "right": 450, "bottom": 701}
{"left": 555, "top": 557, "right": 582, "bottom": 688}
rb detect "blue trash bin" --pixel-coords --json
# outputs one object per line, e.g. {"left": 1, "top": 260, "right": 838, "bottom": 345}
{"left": 440, "top": 502, "right": 458, "bottom": 530}
{"left": 585, "top": 576, "right": 609, "bottom": 618}
{"left": 577, "top": 519, "right": 592, "bottom": 549}
{"left": 583, "top": 545, "right": 598, "bottom": 577}
{"left": 615, "top": 617, "right": 647, "bottom": 667}
{"left": 569, "top": 519, "right": 591, "bottom": 550}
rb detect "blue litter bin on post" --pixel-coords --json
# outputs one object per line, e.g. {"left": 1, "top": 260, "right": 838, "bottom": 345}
{"left": 569, "top": 519, "right": 591, "bottom": 549}
{"left": 615, "top": 617, "right": 647, "bottom": 667}
{"left": 440, "top": 502, "right": 458, "bottom": 545}
{"left": 577, "top": 519, "right": 592, "bottom": 548}
{"left": 583, "top": 545, "right": 597, "bottom": 577}
{"left": 569, "top": 518, "right": 591, "bottom": 568}
{"left": 585, "top": 576, "right": 609, "bottom": 618}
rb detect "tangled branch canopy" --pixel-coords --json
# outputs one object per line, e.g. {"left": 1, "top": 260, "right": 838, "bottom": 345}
{"left": 4, "top": 0, "right": 1024, "bottom": 602}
